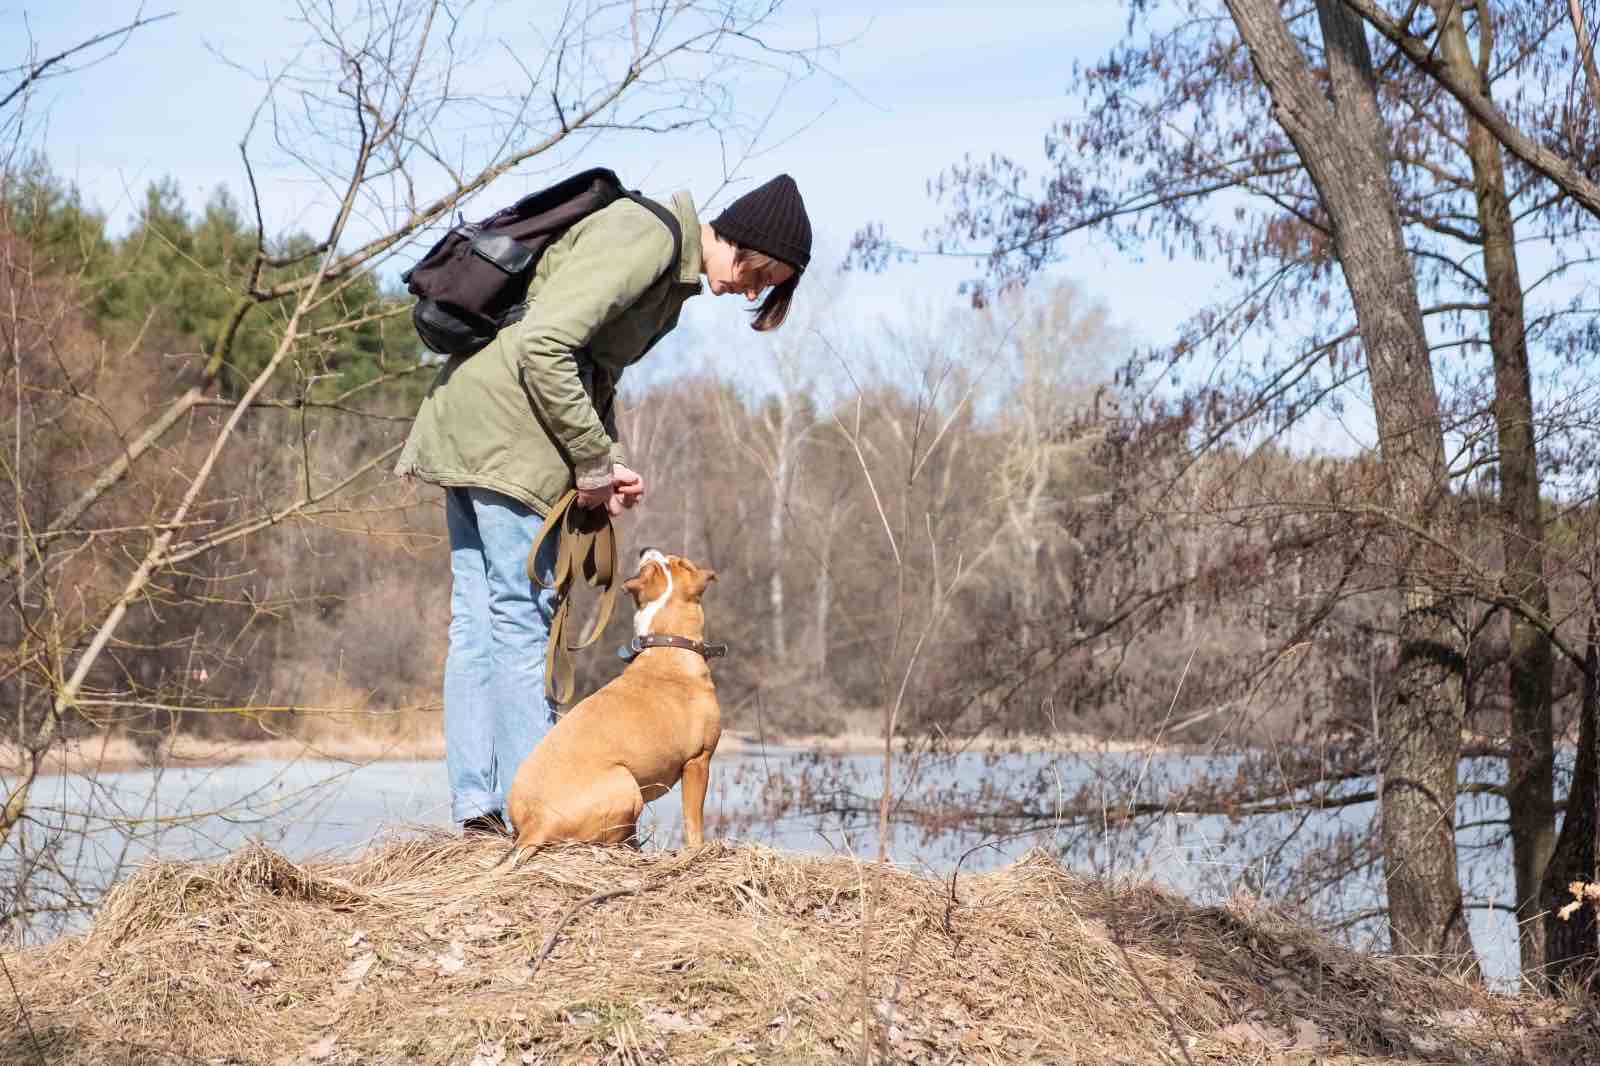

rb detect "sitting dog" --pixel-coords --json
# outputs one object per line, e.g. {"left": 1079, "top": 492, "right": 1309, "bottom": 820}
{"left": 504, "top": 549, "right": 723, "bottom": 849}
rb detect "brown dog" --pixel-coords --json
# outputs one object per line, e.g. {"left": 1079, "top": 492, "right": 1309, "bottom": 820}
{"left": 504, "top": 549, "right": 722, "bottom": 849}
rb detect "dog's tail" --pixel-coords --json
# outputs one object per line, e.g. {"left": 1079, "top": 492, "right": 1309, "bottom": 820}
{"left": 491, "top": 838, "right": 522, "bottom": 871}
{"left": 469, "top": 830, "right": 532, "bottom": 893}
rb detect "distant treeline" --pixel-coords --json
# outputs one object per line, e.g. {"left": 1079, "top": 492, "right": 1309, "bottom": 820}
{"left": 3, "top": 163, "right": 1594, "bottom": 753}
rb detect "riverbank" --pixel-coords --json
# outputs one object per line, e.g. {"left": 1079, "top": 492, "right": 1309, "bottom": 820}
{"left": 4, "top": 837, "right": 1589, "bottom": 1065}
{"left": 6, "top": 726, "right": 1182, "bottom": 778}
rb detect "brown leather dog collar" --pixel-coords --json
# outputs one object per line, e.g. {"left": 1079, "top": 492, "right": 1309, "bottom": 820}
{"left": 625, "top": 634, "right": 728, "bottom": 660}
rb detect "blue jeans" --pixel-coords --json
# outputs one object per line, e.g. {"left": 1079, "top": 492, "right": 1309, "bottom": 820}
{"left": 443, "top": 486, "right": 560, "bottom": 823}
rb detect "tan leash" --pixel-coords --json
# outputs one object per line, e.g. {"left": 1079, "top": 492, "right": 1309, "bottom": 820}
{"left": 527, "top": 489, "right": 619, "bottom": 705}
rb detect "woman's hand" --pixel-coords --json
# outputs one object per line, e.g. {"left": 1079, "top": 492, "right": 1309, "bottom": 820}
{"left": 607, "top": 464, "right": 644, "bottom": 516}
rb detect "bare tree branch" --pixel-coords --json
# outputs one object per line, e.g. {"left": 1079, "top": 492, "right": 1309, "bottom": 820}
{"left": 1341, "top": 0, "right": 1600, "bottom": 221}
{"left": 0, "top": 9, "right": 178, "bottom": 115}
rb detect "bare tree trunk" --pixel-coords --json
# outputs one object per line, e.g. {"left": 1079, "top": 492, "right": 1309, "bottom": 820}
{"left": 1291, "top": 549, "right": 1305, "bottom": 627}
{"left": 1431, "top": 0, "right": 1555, "bottom": 979}
{"left": 1574, "top": 0, "right": 1600, "bottom": 113}
{"left": 1543, "top": 615, "right": 1599, "bottom": 990}
{"left": 769, "top": 403, "right": 791, "bottom": 661}
{"left": 814, "top": 523, "right": 832, "bottom": 679}
{"left": 1225, "top": 0, "right": 1476, "bottom": 972}
{"left": 682, "top": 452, "right": 696, "bottom": 562}
{"left": 717, "top": 374, "right": 809, "bottom": 664}
{"left": 1183, "top": 468, "right": 1207, "bottom": 641}
{"left": 812, "top": 496, "right": 851, "bottom": 682}
{"left": 1262, "top": 541, "right": 1277, "bottom": 649}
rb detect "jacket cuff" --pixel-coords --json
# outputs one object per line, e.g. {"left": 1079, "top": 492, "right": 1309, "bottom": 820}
{"left": 574, "top": 452, "right": 613, "bottom": 491}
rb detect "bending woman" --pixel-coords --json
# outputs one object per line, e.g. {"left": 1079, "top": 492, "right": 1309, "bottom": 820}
{"left": 394, "top": 174, "right": 812, "bottom": 833}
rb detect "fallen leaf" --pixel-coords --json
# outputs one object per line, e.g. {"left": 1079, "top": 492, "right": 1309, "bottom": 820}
{"left": 339, "top": 952, "right": 376, "bottom": 994}
{"left": 469, "top": 1043, "right": 507, "bottom": 1066}
{"left": 644, "top": 1010, "right": 700, "bottom": 1034}
{"left": 437, "top": 940, "right": 467, "bottom": 975}
{"left": 1408, "top": 1032, "right": 1446, "bottom": 1055}
{"left": 304, "top": 1034, "right": 337, "bottom": 1061}
{"left": 1215, "top": 1021, "right": 1281, "bottom": 1046}
{"left": 243, "top": 960, "right": 274, "bottom": 988}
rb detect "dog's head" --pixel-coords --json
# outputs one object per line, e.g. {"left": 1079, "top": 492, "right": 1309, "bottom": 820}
{"left": 623, "top": 548, "right": 717, "bottom": 635}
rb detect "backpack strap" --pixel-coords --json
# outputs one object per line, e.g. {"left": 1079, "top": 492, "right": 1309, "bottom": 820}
{"left": 495, "top": 192, "right": 681, "bottom": 343}
{"left": 528, "top": 489, "right": 620, "bottom": 706}
{"left": 625, "top": 191, "right": 684, "bottom": 283}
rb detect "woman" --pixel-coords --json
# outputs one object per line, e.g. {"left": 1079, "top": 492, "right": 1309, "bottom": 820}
{"left": 394, "top": 174, "right": 811, "bottom": 833}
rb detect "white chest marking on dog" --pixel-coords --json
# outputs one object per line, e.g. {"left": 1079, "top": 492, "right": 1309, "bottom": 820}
{"left": 634, "top": 550, "right": 673, "bottom": 636}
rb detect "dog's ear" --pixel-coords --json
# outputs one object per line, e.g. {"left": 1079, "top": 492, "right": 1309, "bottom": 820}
{"left": 684, "top": 566, "right": 717, "bottom": 599}
{"left": 624, "top": 561, "right": 668, "bottom": 600}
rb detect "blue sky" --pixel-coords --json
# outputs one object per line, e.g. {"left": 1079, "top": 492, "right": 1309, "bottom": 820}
{"left": 9, "top": 2, "right": 1218, "bottom": 365}
{"left": 16, "top": 2, "right": 1116, "bottom": 243}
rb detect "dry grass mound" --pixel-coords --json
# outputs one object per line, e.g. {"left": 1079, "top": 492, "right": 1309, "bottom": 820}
{"left": 4, "top": 837, "right": 1595, "bottom": 1065}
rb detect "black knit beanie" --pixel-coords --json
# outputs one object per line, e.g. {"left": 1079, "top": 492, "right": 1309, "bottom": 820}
{"left": 711, "top": 174, "right": 812, "bottom": 273}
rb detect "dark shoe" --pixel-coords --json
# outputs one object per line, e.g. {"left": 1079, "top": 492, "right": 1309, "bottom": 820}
{"left": 462, "top": 811, "right": 508, "bottom": 837}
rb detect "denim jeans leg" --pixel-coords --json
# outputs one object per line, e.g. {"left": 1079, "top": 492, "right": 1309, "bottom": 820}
{"left": 443, "top": 487, "right": 499, "bottom": 824}
{"left": 470, "top": 488, "right": 561, "bottom": 810}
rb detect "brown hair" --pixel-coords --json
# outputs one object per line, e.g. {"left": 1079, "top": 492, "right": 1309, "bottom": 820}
{"left": 719, "top": 230, "right": 800, "bottom": 332}
{"left": 749, "top": 272, "right": 798, "bottom": 332}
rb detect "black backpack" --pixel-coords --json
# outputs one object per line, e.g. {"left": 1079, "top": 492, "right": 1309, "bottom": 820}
{"left": 402, "top": 168, "right": 682, "bottom": 357}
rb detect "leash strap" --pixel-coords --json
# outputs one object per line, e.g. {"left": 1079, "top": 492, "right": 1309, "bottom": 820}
{"left": 528, "top": 488, "right": 619, "bottom": 705}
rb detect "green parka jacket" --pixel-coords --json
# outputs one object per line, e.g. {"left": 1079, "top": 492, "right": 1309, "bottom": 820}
{"left": 394, "top": 190, "right": 704, "bottom": 514}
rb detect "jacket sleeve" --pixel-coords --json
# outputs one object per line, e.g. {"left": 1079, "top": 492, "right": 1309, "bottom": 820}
{"left": 515, "top": 203, "right": 674, "bottom": 477}
{"left": 602, "top": 367, "right": 627, "bottom": 468}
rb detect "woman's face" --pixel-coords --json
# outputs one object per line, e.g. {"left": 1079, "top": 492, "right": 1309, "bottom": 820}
{"left": 705, "top": 236, "right": 795, "bottom": 301}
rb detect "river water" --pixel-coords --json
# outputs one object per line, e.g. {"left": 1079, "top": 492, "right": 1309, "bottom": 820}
{"left": 8, "top": 748, "right": 1535, "bottom": 988}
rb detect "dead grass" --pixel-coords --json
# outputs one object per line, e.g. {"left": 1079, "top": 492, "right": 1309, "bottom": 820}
{"left": 4, "top": 838, "right": 1595, "bottom": 1065}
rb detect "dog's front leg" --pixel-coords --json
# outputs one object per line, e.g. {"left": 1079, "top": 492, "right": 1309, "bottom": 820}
{"left": 680, "top": 752, "right": 711, "bottom": 847}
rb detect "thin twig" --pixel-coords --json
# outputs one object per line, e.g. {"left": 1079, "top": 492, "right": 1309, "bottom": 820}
{"left": 0, "top": 951, "right": 45, "bottom": 1066}
{"left": 529, "top": 847, "right": 709, "bottom": 977}
{"left": 530, "top": 884, "right": 642, "bottom": 974}
{"left": 1110, "top": 931, "right": 1197, "bottom": 1066}
{"left": 0, "top": 11, "right": 177, "bottom": 114}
